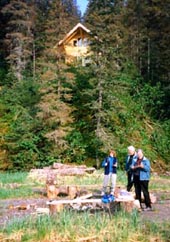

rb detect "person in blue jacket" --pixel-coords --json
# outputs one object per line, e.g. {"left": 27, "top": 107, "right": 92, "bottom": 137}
{"left": 125, "top": 146, "right": 136, "bottom": 191}
{"left": 101, "top": 150, "right": 117, "bottom": 195}
{"left": 131, "top": 149, "right": 152, "bottom": 211}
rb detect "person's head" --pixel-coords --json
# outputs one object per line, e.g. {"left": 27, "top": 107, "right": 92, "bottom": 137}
{"left": 127, "top": 146, "right": 135, "bottom": 155}
{"left": 109, "top": 150, "right": 116, "bottom": 157}
{"left": 137, "top": 149, "right": 144, "bottom": 159}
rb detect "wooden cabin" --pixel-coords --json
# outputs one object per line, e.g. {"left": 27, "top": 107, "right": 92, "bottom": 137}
{"left": 57, "top": 23, "right": 91, "bottom": 65}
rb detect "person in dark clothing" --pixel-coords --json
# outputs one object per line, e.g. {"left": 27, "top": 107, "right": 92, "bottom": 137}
{"left": 101, "top": 150, "right": 117, "bottom": 195}
{"left": 125, "top": 146, "right": 136, "bottom": 191}
{"left": 131, "top": 149, "right": 152, "bottom": 211}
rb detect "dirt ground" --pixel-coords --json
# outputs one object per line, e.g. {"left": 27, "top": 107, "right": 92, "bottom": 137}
{"left": 0, "top": 192, "right": 170, "bottom": 228}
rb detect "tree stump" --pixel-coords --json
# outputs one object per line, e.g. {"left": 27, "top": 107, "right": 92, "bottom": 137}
{"left": 49, "top": 204, "right": 64, "bottom": 214}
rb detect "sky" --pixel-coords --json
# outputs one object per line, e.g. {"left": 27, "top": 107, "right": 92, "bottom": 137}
{"left": 77, "top": 0, "right": 88, "bottom": 15}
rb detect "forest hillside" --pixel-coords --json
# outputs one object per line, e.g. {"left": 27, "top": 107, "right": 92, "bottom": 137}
{"left": 0, "top": 0, "right": 169, "bottom": 172}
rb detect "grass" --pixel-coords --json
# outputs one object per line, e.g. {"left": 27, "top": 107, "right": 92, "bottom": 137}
{"left": 150, "top": 175, "right": 170, "bottom": 192}
{"left": 0, "top": 169, "right": 169, "bottom": 200}
{"left": 0, "top": 171, "right": 27, "bottom": 183}
{"left": 0, "top": 171, "right": 44, "bottom": 199}
{"left": 1, "top": 209, "right": 169, "bottom": 242}
{"left": 0, "top": 170, "right": 170, "bottom": 241}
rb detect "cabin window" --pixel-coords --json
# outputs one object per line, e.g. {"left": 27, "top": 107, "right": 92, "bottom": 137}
{"left": 77, "top": 38, "right": 82, "bottom": 47}
{"left": 73, "top": 38, "right": 89, "bottom": 47}
{"left": 83, "top": 38, "right": 89, "bottom": 47}
{"left": 73, "top": 40, "right": 77, "bottom": 46}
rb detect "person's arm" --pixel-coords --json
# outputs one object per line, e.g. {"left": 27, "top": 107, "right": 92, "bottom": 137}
{"left": 101, "top": 158, "right": 108, "bottom": 167}
{"left": 131, "top": 158, "right": 138, "bottom": 170}
{"left": 140, "top": 159, "right": 150, "bottom": 171}
{"left": 113, "top": 157, "right": 117, "bottom": 167}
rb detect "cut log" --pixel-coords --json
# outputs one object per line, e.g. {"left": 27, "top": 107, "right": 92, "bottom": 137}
{"left": 68, "top": 186, "right": 78, "bottom": 199}
{"left": 36, "top": 207, "right": 50, "bottom": 215}
{"left": 52, "top": 163, "right": 95, "bottom": 176}
{"left": 46, "top": 185, "right": 74, "bottom": 199}
{"left": 84, "top": 168, "right": 96, "bottom": 174}
{"left": 47, "top": 196, "right": 136, "bottom": 206}
{"left": 120, "top": 201, "right": 134, "bottom": 212}
{"left": 46, "top": 184, "right": 58, "bottom": 199}
{"left": 49, "top": 204, "right": 64, "bottom": 214}
{"left": 17, "top": 204, "right": 30, "bottom": 210}
{"left": 52, "top": 163, "right": 87, "bottom": 169}
{"left": 47, "top": 198, "right": 102, "bottom": 205}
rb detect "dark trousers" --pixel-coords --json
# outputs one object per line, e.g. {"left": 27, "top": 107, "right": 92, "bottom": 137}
{"left": 133, "top": 175, "right": 151, "bottom": 208}
{"left": 127, "top": 172, "right": 134, "bottom": 192}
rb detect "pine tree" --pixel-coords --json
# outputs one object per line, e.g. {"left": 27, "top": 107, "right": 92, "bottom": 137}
{"left": 123, "top": 0, "right": 170, "bottom": 118}
{"left": 35, "top": 0, "right": 80, "bottom": 161}
{"left": 1, "top": 0, "right": 35, "bottom": 80}
{"left": 80, "top": 0, "right": 127, "bottom": 166}
{"left": 0, "top": 0, "right": 8, "bottom": 72}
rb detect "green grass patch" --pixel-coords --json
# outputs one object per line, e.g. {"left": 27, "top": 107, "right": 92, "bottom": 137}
{"left": 0, "top": 187, "right": 35, "bottom": 199}
{"left": 0, "top": 172, "right": 28, "bottom": 184}
{"left": 0, "top": 172, "right": 44, "bottom": 199}
{"left": 1, "top": 209, "right": 169, "bottom": 242}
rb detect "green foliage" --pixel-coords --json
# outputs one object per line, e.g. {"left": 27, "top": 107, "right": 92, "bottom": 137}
{"left": 151, "top": 120, "right": 170, "bottom": 164}
{"left": 0, "top": 75, "right": 53, "bottom": 170}
{"left": 133, "top": 82, "right": 165, "bottom": 118}
{"left": 66, "top": 130, "right": 87, "bottom": 164}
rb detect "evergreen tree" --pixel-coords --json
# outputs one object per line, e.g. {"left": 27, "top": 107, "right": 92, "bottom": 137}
{"left": 0, "top": 0, "right": 8, "bottom": 73}
{"left": 0, "top": 74, "right": 44, "bottom": 170}
{"left": 1, "top": 0, "right": 35, "bottom": 80}
{"left": 35, "top": 0, "right": 80, "bottom": 161}
{"left": 123, "top": 0, "right": 170, "bottom": 118}
{"left": 77, "top": 0, "right": 127, "bottom": 166}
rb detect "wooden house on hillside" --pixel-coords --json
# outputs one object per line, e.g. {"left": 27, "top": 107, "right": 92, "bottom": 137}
{"left": 57, "top": 23, "right": 91, "bottom": 65}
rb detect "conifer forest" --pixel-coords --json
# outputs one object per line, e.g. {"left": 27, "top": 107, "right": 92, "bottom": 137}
{"left": 0, "top": 0, "right": 170, "bottom": 171}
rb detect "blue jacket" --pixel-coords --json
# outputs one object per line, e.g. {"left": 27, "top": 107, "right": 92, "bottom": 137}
{"left": 131, "top": 156, "right": 151, "bottom": 181}
{"left": 125, "top": 154, "right": 137, "bottom": 172}
{"left": 102, "top": 156, "right": 117, "bottom": 175}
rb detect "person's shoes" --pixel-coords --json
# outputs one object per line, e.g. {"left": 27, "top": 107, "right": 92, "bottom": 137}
{"left": 143, "top": 207, "right": 152, "bottom": 211}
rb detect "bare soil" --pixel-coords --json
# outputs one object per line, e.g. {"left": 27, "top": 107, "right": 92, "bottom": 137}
{"left": 140, "top": 192, "right": 170, "bottom": 222}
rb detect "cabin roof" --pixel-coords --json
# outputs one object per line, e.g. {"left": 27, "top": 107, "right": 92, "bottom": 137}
{"left": 58, "top": 23, "right": 90, "bottom": 46}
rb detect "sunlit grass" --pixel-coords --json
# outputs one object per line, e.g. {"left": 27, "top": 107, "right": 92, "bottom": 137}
{"left": 0, "top": 171, "right": 28, "bottom": 184}
{"left": 0, "top": 172, "right": 44, "bottom": 199}
{"left": 1, "top": 209, "right": 169, "bottom": 242}
{"left": 1, "top": 169, "right": 169, "bottom": 200}
{"left": 56, "top": 169, "right": 127, "bottom": 187}
{"left": 0, "top": 187, "right": 36, "bottom": 199}
{"left": 150, "top": 175, "right": 170, "bottom": 192}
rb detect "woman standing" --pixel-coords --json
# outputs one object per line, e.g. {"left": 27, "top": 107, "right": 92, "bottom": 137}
{"left": 101, "top": 150, "right": 117, "bottom": 195}
{"left": 131, "top": 149, "right": 152, "bottom": 211}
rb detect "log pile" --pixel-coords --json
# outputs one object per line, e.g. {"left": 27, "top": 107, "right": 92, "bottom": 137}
{"left": 28, "top": 163, "right": 96, "bottom": 183}
{"left": 52, "top": 163, "right": 95, "bottom": 175}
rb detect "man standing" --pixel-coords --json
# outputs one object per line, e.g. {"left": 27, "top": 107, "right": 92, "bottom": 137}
{"left": 101, "top": 150, "right": 117, "bottom": 195}
{"left": 131, "top": 149, "right": 152, "bottom": 211}
{"left": 125, "top": 146, "right": 136, "bottom": 192}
